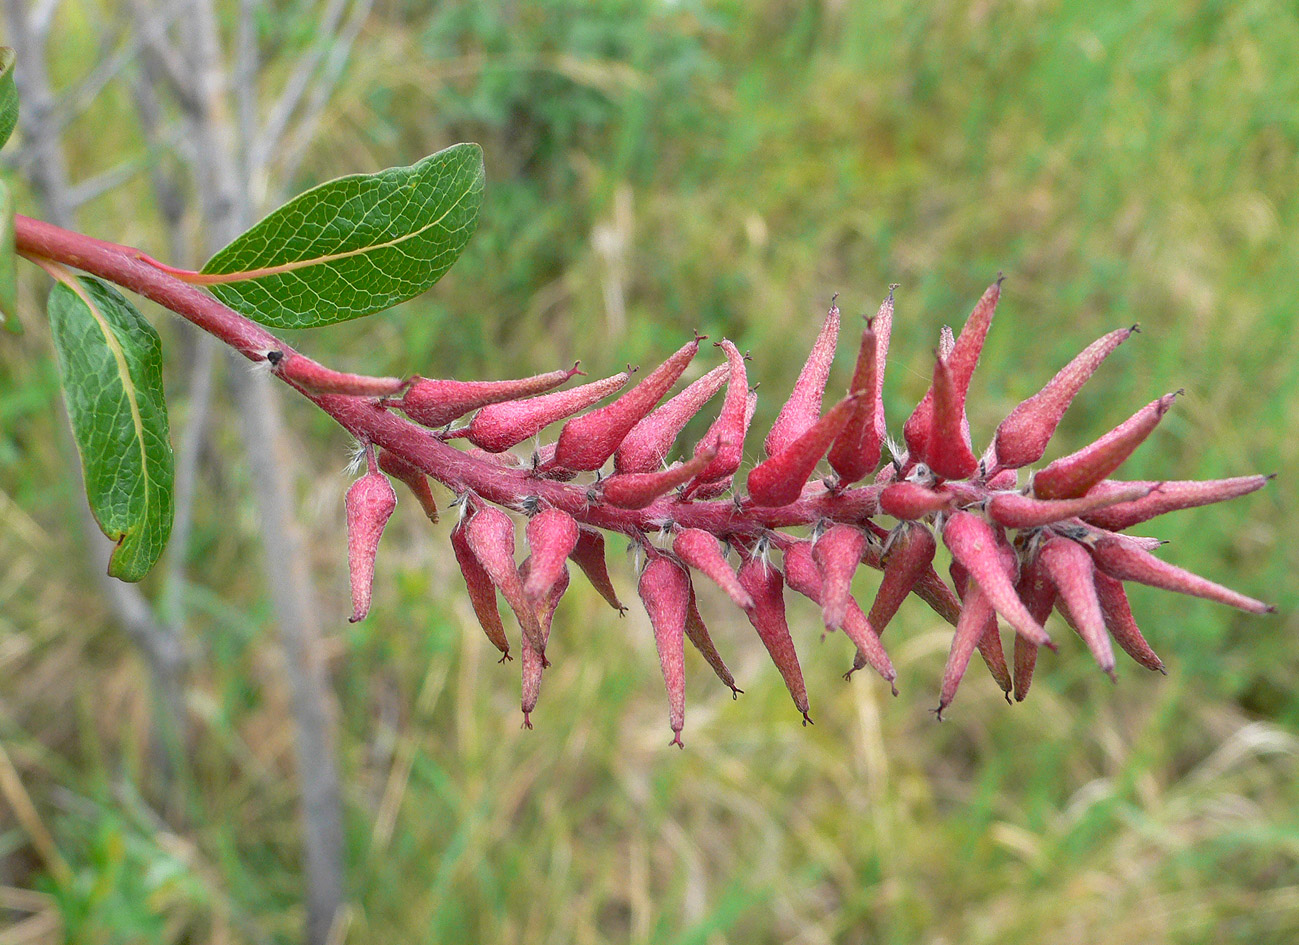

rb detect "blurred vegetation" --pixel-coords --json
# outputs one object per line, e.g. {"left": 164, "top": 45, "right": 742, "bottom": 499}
{"left": 1, "top": 0, "right": 1296, "bottom": 941}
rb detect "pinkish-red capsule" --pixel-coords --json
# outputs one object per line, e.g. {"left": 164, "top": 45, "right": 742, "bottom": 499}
{"left": 684, "top": 585, "right": 741, "bottom": 696}
{"left": 747, "top": 394, "right": 863, "bottom": 507}
{"left": 927, "top": 351, "right": 978, "bottom": 480}
{"left": 614, "top": 363, "right": 728, "bottom": 474}
{"left": 457, "top": 370, "right": 629, "bottom": 453}
{"left": 400, "top": 363, "right": 582, "bottom": 429}
{"left": 736, "top": 550, "right": 812, "bottom": 722}
{"left": 993, "top": 326, "right": 1135, "bottom": 469}
{"left": 450, "top": 513, "right": 511, "bottom": 660}
{"left": 464, "top": 503, "right": 545, "bottom": 653}
{"left": 1010, "top": 549, "right": 1058, "bottom": 702}
{"left": 639, "top": 553, "right": 691, "bottom": 746}
{"left": 569, "top": 527, "right": 625, "bottom": 612}
{"left": 765, "top": 300, "right": 840, "bottom": 457}
{"left": 687, "top": 341, "right": 751, "bottom": 492}
{"left": 377, "top": 449, "right": 439, "bottom": 523}
{"left": 879, "top": 480, "right": 954, "bottom": 520}
{"left": 547, "top": 337, "right": 700, "bottom": 472}
{"left": 942, "top": 511, "right": 1051, "bottom": 647}
{"left": 986, "top": 482, "right": 1156, "bottom": 530}
{"left": 1079, "top": 475, "right": 1272, "bottom": 532}
{"left": 599, "top": 442, "right": 718, "bottom": 510}
{"left": 812, "top": 525, "right": 870, "bottom": 631}
{"left": 1037, "top": 537, "right": 1115, "bottom": 676}
{"left": 938, "top": 579, "right": 997, "bottom": 717}
{"left": 1092, "top": 571, "right": 1165, "bottom": 673}
{"left": 523, "top": 508, "right": 580, "bottom": 604}
{"left": 673, "top": 527, "right": 753, "bottom": 610}
{"left": 520, "top": 561, "right": 569, "bottom": 728}
{"left": 865, "top": 523, "right": 937, "bottom": 639}
{"left": 949, "top": 559, "right": 1013, "bottom": 698}
{"left": 270, "top": 351, "right": 405, "bottom": 397}
{"left": 1032, "top": 392, "right": 1179, "bottom": 500}
{"left": 345, "top": 448, "right": 397, "bottom": 623}
{"left": 1089, "top": 535, "right": 1274, "bottom": 614}
{"left": 827, "top": 321, "right": 881, "bottom": 485}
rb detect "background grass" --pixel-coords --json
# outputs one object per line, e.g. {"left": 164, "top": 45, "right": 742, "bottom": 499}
{"left": 1, "top": 0, "right": 1296, "bottom": 941}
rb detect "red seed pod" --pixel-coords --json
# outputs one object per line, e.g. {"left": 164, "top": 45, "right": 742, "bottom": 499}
{"left": 812, "top": 524, "right": 870, "bottom": 631}
{"left": 986, "top": 482, "right": 1156, "bottom": 530}
{"left": 377, "top": 449, "right": 439, "bottom": 523}
{"left": 639, "top": 553, "right": 691, "bottom": 746}
{"left": 530, "top": 442, "right": 578, "bottom": 481}
{"left": 1032, "top": 391, "right": 1179, "bottom": 500}
{"left": 1010, "top": 549, "right": 1058, "bottom": 702}
{"left": 747, "top": 394, "right": 863, "bottom": 507}
{"left": 457, "top": 370, "right": 629, "bottom": 453}
{"left": 862, "top": 518, "right": 963, "bottom": 627}
{"left": 827, "top": 320, "right": 881, "bottom": 484}
{"left": 686, "top": 341, "right": 751, "bottom": 492}
{"left": 938, "top": 579, "right": 999, "bottom": 717}
{"left": 464, "top": 504, "right": 545, "bottom": 653}
{"left": 614, "top": 363, "right": 729, "bottom": 474}
{"left": 865, "top": 523, "right": 937, "bottom": 639}
{"left": 523, "top": 508, "right": 580, "bottom": 604}
{"left": 986, "top": 468, "right": 1018, "bottom": 491}
{"left": 1037, "top": 537, "right": 1116, "bottom": 677}
{"left": 684, "top": 585, "right": 741, "bottom": 697}
{"left": 450, "top": 512, "right": 511, "bottom": 660}
{"left": 1089, "top": 535, "right": 1274, "bottom": 614}
{"left": 1092, "top": 571, "right": 1165, "bottom": 673}
{"left": 547, "top": 337, "right": 700, "bottom": 472}
{"left": 868, "top": 288, "right": 895, "bottom": 458}
{"left": 927, "top": 352, "right": 978, "bottom": 480}
{"left": 688, "top": 476, "right": 735, "bottom": 500}
{"left": 942, "top": 511, "right": 1051, "bottom": 646}
{"left": 599, "top": 442, "right": 718, "bottom": 510}
{"left": 569, "top": 527, "right": 625, "bottom": 612}
{"left": 673, "top": 527, "right": 753, "bottom": 610}
{"left": 879, "top": 480, "right": 954, "bottom": 520}
{"left": 399, "top": 363, "right": 582, "bottom": 429}
{"left": 782, "top": 540, "right": 895, "bottom": 689}
{"left": 949, "top": 559, "right": 1013, "bottom": 698}
{"left": 1080, "top": 475, "right": 1272, "bottom": 532}
{"left": 993, "top": 326, "right": 1136, "bottom": 469}
{"left": 736, "top": 550, "right": 812, "bottom": 722}
{"left": 520, "top": 561, "right": 570, "bottom": 727}
{"left": 269, "top": 350, "right": 405, "bottom": 397}
{"left": 345, "top": 448, "right": 397, "bottom": 623}
{"left": 765, "top": 299, "right": 840, "bottom": 457}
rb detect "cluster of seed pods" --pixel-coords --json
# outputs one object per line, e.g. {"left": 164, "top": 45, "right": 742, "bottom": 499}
{"left": 340, "top": 279, "right": 1274, "bottom": 743}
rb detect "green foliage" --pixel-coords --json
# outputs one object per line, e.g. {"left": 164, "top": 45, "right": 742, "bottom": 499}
{"left": 0, "top": 46, "right": 17, "bottom": 151}
{"left": 46, "top": 275, "right": 173, "bottom": 581}
{"left": 0, "top": 179, "right": 17, "bottom": 332}
{"left": 201, "top": 143, "right": 485, "bottom": 329}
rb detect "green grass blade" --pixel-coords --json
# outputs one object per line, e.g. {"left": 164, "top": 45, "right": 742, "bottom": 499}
{"left": 0, "top": 48, "right": 16, "bottom": 151}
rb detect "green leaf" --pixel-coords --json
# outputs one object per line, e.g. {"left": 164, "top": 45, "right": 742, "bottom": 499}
{"left": 201, "top": 142, "right": 485, "bottom": 329}
{"left": 48, "top": 276, "right": 174, "bottom": 581}
{"left": 0, "top": 48, "right": 17, "bottom": 151}
{"left": 0, "top": 179, "right": 17, "bottom": 333}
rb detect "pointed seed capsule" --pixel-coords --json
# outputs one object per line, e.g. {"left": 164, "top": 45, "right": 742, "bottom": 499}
{"left": 523, "top": 508, "right": 580, "bottom": 604}
{"left": 673, "top": 527, "right": 753, "bottom": 610}
{"left": 464, "top": 504, "right": 545, "bottom": 653}
{"left": 450, "top": 513, "right": 511, "bottom": 660}
{"left": 269, "top": 350, "right": 405, "bottom": 397}
{"left": 400, "top": 363, "right": 582, "bottom": 428}
{"left": 345, "top": 447, "right": 397, "bottom": 623}
{"left": 547, "top": 337, "right": 700, "bottom": 471}
{"left": 986, "top": 482, "right": 1157, "bottom": 530}
{"left": 1037, "top": 537, "right": 1116, "bottom": 677}
{"left": 927, "top": 352, "right": 978, "bottom": 480}
{"left": 812, "top": 525, "right": 869, "bottom": 631}
{"left": 942, "top": 511, "right": 1051, "bottom": 647}
{"left": 599, "top": 442, "right": 719, "bottom": 510}
{"left": 457, "top": 370, "right": 629, "bottom": 453}
{"left": 765, "top": 299, "right": 840, "bottom": 457}
{"left": 377, "top": 449, "right": 439, "bottom": 522}
{"left": 1079, "top": 475, "right": 1272, "bottom": 532}
{"left": 736, "top": 550, "right": 812, "bottom": 722}
{"left": 1032, "top": 392, "right": 1179, "bottom": 500}
{"left": 1011, "top": 550, "right": 1058, "bottom": 702}
{"left": 865, "top": 523, "right": 937, "bottom": 640}
{"left": 520, "top": 561, "right": 570, "bottom": 727}
{"left": 937, "top": 580, "right": 998, "bottom": 718}
{"left": 639, "top": 553, "right": 691, "bottom": 746}
{"left": 686, "top": 341, "right": 751, "bottom": 492}
{"left": 614, "top": 363, "right": 729, "bottom": 474}
{"left": 747, "top": 394, "right": 863, "bottom": 507}
{"left": 1092, "top": 571, "right": 1165, "bottom": 673}
{"left": 569, "top": 527, "right": 626, "bottom": 612}
{"left": 1089, "top": 535, "right": 1274, "bottom": 614}
{"left": 684, "top": 586, "right": 741, "bottom": 697}
{"left": 879, "top": 480, "right": 954, "bottom": 520}
{"left": 993, "top": 326, "right": 1136, "bottom": 469}
{"left": 949, "top": 560, "right": 1013, "bottom": 698}
{"left": 827, "top": 321, "right": 881, "bottom": 484}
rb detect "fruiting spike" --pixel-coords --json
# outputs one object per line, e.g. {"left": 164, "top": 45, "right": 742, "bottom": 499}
{"left": 1089, "top": 535, "right": 1274, "bottom": 614}
{"left": 687, "top": 341, "right": 751, "bottom": 492}
{"left": 942, "top": 511, "right": 1051, "bottom": 646}
{"left": 812, "top": 525, "right": 870, "bottom": 631}
{"left": 765, "top": 300, "right": 840, "bottom": 457}
{"left": 879, "top": 481, "right": 954, "bottom": 520}
{"left": 464, "top": 503, "right": 545, "bottom": 653}
{"left": 377, "top": 448, "right": 439, "bottom": 522}
{"left": 685, "top": 586, "right": 741, "bottom": 697}
{"left": 1080, "top": 475, "right": 1272, "bottom": 532}
{"left": 986, "top": 482, "right": 1157, "bottom": 530}
{"left": 927, "top": 352, "right": 978, "bottom": 480}
{"left": 569, "top": 527, "right": 625, "bottom": 612}
{"left": 524, "top": 508, "right": 580, "bottom": 604}
{"left": 736, "top": 549, "right": 812, "bottom": 722}
{"left": 827, "top": 321, "right": 881, "bottom": 484}
{"left": 639, "top": 553, "right": 691, "bottom": 746}
{"left": 614, "top": 363, "right": 729, "bottom": 474}
{"left": 747, "top": 394, "right": 863, "bottom": 507}
{"left": 1037, "top": 537, "right": 1115, "bottom": 677}
{"left": 269, "top": 350, "right": 405, "bottom": 397}
{"left": 599, "top": 442, "right": 719, "bottom": 510}
{"left": 1032, "top": 392, "right": 1179, "bottom": 500}
{"left": 345, "top": 446, "right": 397, "bottom": 623}
{"left": 1092, "top": 571, "right": 1165, "bottom": 673}
{"left": 456, "top": 370, "right": 629, "bottom": 452}
{"left": 673, "top": 527, "right": 754, "bottom": 610}
{"left": 450, "top": 513, "right": 511, "bottom": 660}
{"left": 993, "top": 326, "right": 1136, "bottom": 469}
{"left": 399, "top": 363, "right": 582, "bottom": 429}
{"left": 547, "top": 337, "right": 700, "bottom": 471}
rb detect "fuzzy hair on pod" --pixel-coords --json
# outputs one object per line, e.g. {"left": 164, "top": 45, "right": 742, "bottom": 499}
{"left": 569, "top": 528, "right": 625, "bottom": 612}
{"left": 270, "top": 351, "right": 405, "bottom": 397}
{"left": 457, "top": 370, "right": 629, "bottom": 453}
{"left": 524, "top": 508, "right": 580, "bottom": 604}
{"left": 684, "top": 585, "right": 741, "bottom": 697}
{"left": 672, "top": 527, "right": 753, "bottom": 610}
{"left": 812, "top": 525, "right": 870, "bottom": 631}
{"left": 685, "top": 341, "right": 751, "bottom": 493}
{"left": 765, "top": 300, "right": 840, "bottom": 458}
{"left": 638, "top": 553, "right": 692, "bottom": 746}
{"left": 450, "top": 512, "right": 511, "bottom": 660}
{"left": 1079, "top": 476, "right": 1272, "bottom": 532}
{"left": 400, "top": 363, "right": 582, "bottom": 429}
{"left": 736, "top": 549, "right": 812, "bottom": 722}
{"left": 346, "top": 447, "right": 397, "bottom": 623}
{"left": 1089, "top": 534, "right": 1273, "bottom": 614}
{"left": 942, "top": 511, "right": 1051, "bottom": 647}
{"left": 615, "top": 363, "right": 729, "bottom": 474}
{"left": 464, "top": 503, "right": 546, "bottom": 654}
{"left": 377, "top": 448, "right": 439, "bottom": 523}
{"left": 747, "top": 394, "right": 863, "bottom": 507}
{"left": 1037, "top": 536, "right": 1115, "bottom": 677}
